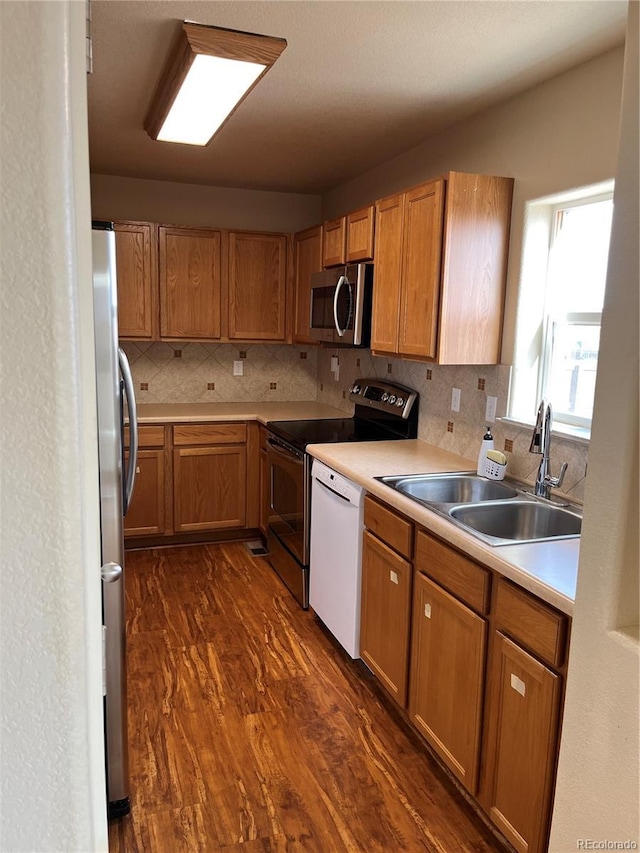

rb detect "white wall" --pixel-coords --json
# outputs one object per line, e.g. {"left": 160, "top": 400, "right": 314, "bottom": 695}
{"left": 0, "top": 2, "right": 107, "bottom": 851}
{"left": 550, "top": 2, "right": 640, "bottom": 847}
{"left": 90, "top": 173, "right": 321, "bottom": 233}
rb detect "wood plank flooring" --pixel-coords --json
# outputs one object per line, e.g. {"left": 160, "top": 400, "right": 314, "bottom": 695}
{"left": 109, "top": 543, "right": 506, "bottom": 852}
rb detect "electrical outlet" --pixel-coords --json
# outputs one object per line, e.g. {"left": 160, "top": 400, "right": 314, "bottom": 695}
{"left": 451, "top": 387, "right": 461, "bottom": 412}
{"left": 485, "top": 395, "right": 497, "bottom": 423}
{"left": 233, "top": 360, "right": 243, "bottom": 376}
{"left": 330, "top": 355, "right": 339, "bottom": 373}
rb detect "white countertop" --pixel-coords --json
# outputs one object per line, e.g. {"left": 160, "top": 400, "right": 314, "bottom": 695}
{"left": 307, "top": 440, "right": 578, "bottom": 616}
{"left": 136, "top": 401, "right": 348, "bottom": 425}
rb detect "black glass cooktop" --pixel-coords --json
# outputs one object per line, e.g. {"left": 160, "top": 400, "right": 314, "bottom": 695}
{"left": 266, "top": 417, "right": 409, "bottom": 452}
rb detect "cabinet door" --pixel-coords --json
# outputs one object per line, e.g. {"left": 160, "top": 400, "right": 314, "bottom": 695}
{"left": 322, "top": 217, "right": 346, "bottom": 267}
{"left": 409, "top": 573, "right": 486, "bottom": 794}
{"left": 438, "top": 172, "right": 513, "bottom": 365}
{"left": 173, "top": 445, "right": 246, "bottom": 532}
{"left": 293, "top": 225, "right": 323, "bottom": 344}
{"left": 399, "top": 178, "right": 445, "bottom": 359}
{"left": 360, "top": 530, "right": 412, "bottom": 707}
{"left": 114, "top": 222, "right": 157, "bottom": 339}
{"left": 481, "top": 632, "right": 561, "bottom": 853}
{"left": 371, "top": 193, "right": 404, "bottom": 353}
{"left": 346, "top": 206, "right": 375, "bottom": 262}
{"left": 124, "top": 450, "right": 165, "bottom": 536}
{"left": 159, "top": 226, "right": 222, "bottom": 339}
{"left": 228, "top": 232, "right": 287, "bottom": 340}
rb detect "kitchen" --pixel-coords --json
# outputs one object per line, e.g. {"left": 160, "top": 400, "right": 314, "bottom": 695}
{"left": 1, "top": 2, "right": 638, "bottom": 853}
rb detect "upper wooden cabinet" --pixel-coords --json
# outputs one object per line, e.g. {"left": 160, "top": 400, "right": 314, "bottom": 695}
{"left": 322, "top": 205, "right": 375, "bottom": 268}
{"left": 322, "top": 217, "right": 346, "bottom": 267}
{"left": 159, "top": 226, "right": 223, "bottom": 340}
{"left": 371, "top": 172, "right": 514, "bottom": 364}
{"left": 115, "top": 223, "right": 290, "bottom": 343}
{"left": 114, "top": 222, "right": 157, "bottom": 339}
{"left": 293, "top": 225, "right": 323, "bottom": 345}
{"left": 228, "top": 232, "right": 287, "bottom": 340}
{"left": 346, "top": 205, "right": 375, "bottom": 262}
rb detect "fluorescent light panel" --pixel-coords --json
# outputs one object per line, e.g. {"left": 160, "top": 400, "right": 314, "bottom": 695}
{"left": 145, "top": 23, "right": 287, "bottom": 147}
{"left": 158, "top": 55, "right": 266, "bottom": 146}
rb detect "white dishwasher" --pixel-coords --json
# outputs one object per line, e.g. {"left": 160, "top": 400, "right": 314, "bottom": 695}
{"left": 310, "top": 459, "right": 365, "bottom": 659}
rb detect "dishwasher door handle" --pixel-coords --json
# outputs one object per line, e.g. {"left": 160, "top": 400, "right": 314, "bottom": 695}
{"left": 314, "top": 477, "right": 351, "bottom": 503}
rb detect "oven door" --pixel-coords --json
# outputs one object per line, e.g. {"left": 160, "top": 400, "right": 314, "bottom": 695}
{"left": 266, "top": 435, "right": 310, "bottom": 565}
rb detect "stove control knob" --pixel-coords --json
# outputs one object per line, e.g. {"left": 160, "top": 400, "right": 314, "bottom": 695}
{"left": 388, "top": 394, "right": 397, "bottom": 404}
{"left": 396, "top": 397, "right": 405, "bottom": 408}
{"left": 351, "top": 384, "right": 361, "bottom": 395}
{"left": 381, "top": 392, "right": 390, "bottom": 402}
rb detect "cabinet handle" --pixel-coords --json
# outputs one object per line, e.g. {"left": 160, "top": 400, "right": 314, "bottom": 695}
{"left": 424, "top": 603, "right": 432, "bottom": 619}
{"left": 510, "top": 673, "right": 526, "bottom": 697}
{"left": 389, "top": 570, "right": 399, "bottom": 585}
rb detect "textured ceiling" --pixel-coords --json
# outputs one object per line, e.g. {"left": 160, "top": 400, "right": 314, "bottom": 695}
{"left": 87, "top": 0, "right": 627, "bottom": 194}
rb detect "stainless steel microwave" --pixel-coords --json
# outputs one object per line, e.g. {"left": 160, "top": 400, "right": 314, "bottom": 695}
{"left": 309, "top": 263, "right": 373, "bottom": 347}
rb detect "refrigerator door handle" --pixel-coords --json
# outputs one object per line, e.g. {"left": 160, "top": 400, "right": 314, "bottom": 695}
{"left": 118, "top": 347, "right": 138, "bottom": 516}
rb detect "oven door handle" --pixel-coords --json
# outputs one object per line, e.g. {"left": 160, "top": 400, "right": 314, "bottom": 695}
{"left": 333, "top": 275, "right": 350, "bottom": 337}
{"left": 266, "top": 436, "right": 304, "bottom": 461}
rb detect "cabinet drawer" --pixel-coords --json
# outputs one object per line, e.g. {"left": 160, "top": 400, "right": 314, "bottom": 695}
{"left": 494, "top": 579, "right": 568, "bottom": 668}
{"left": 124, "top": 424, "right": 165, "bottom": 448}
{"left": 173, "top": 422, "right": 247, "bottom": 446}
{"left": 364, "top": 496, "right": 413, "bottom": 559}
{"left": 415, "top": 530, "right": 490, "bottom": 615}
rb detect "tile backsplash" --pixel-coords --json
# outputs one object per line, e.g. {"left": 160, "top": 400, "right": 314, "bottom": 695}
{"left": 122, "top": 342, "right": 318, "bottom": 403}
{"left": 316, "top": 349, "right": 588, "bottom": 503}
{"left": 122, "top": 341, "right": 588, "bottom": 502}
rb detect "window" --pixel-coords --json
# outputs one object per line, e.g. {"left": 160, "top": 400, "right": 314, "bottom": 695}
{"left": 508, "top": 184, "right": 614, "bottom": 437}
{"left": 540, "top": 195, "right": 613, "bottom": 428}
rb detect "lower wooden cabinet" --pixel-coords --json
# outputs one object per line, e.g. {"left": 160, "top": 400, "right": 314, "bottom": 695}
{"left": 480, "top": 633, "right": 561, "bottom": 853}
{"left": 124, "top": 450, "right": 165, "bottom": 536}
{"left": 409, "top": 572, "right": 486, "bottom": 794}
{"left": 360, "top": 529, "right": 413, "bottom": 707}
{"left": 360, "top": 494, "right": 570, "bottom": 853}
{"left": 171, "top": 423, "right": 247, "bottom": 533}
{"left": 124, "top": 425, "right": 166, "bottom": 538}
{"left": 124, "top": 420, "right": 261, "bottom": 541}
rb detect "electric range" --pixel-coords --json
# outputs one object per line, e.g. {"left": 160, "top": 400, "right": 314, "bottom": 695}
{"left": 264, "top": 378, "right": 419, "bottom": 607}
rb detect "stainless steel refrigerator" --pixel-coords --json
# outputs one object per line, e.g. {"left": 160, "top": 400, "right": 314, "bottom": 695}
{"left": 92, "top": 221, "right": 138, "bottom": 818}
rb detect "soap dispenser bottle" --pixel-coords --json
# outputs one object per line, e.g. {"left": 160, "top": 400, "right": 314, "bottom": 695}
{"left": 477, "top": 427, "right": 494, "bottom": 476}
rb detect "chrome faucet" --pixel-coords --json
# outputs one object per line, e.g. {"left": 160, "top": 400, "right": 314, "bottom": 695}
{"left": 529, "top": 400, "right": 568, "bottom": 500}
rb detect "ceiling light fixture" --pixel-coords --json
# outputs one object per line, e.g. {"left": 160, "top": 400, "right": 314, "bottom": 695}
{"left": 145, "top": 22, "right": 287, "bottom": 147}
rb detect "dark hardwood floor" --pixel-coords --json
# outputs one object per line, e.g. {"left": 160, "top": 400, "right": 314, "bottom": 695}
{"left": 109, "top": 543, "right": 506, "bottom": 852}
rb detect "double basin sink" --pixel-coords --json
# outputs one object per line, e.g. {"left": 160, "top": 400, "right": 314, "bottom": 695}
{"left": 376, "top": 472, "right": 582, "bottom": 547}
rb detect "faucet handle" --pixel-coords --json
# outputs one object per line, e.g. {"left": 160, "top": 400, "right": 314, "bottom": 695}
{"left": 546, "top": 461, "right": 568, "bottom": 491}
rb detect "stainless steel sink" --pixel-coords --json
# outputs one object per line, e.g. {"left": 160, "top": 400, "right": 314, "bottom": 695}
{"left": 449, "top": 500, "right": 582, "bottom": 546}
{"left": 375, "top": 471, "right": 582, "bottom": 547}
{"left": 378, "top": 472, "right": 518, "bottom": 505}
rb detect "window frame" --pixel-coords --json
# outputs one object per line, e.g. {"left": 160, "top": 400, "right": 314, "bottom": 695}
{"left": 507, "top": 182, "right": 614, "bottom": 439}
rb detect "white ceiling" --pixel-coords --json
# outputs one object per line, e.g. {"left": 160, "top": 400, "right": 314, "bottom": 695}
{"left": 88, "top": 0, "right": 627, "bottom": 195}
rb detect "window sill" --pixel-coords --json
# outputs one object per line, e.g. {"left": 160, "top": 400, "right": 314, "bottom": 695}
{"left": 499, "top": 416, "right": 591, "bottom": 446}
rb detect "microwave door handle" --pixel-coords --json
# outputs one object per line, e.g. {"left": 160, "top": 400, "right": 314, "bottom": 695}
{"left": 333, "top": 275, "right": 348, "bottom": 337}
